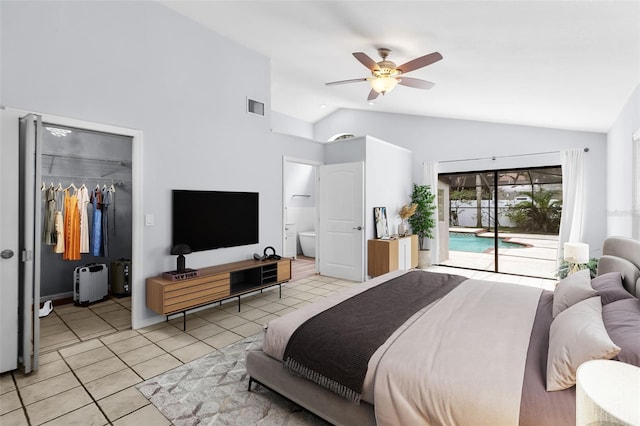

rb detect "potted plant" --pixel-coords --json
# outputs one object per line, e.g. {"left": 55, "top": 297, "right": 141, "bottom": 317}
{"left": 407, "top": 183, "right": 437, "bottom": 268}
{"left": 556, "top": 257, "right": 599, "bottom": 279}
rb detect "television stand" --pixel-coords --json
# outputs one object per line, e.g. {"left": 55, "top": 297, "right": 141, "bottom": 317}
{"left": 146, "top": 258, "right": 291, "bottom": 330}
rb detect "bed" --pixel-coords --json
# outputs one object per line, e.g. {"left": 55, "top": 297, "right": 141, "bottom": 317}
{"left": 246, "top": 236, "right": 640, "bottom": 425}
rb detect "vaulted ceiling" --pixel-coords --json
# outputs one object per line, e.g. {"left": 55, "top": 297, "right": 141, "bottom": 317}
{"left": 162, "top": 1, "right": 640, "bottom": 133}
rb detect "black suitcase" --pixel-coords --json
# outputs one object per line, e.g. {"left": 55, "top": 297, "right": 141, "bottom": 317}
{"left": 110, "top": 259, "right": 131, "bottom": 297}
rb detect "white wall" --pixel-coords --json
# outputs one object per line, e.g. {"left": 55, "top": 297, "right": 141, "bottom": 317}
{"left": 1, "top": 1, "right": 324, "bottom": 327}
{"left": 365, "top": 136, "right": 413, "bottom": 237}
{"left": 285, "top": 162, "right": 315, "bottom": 209}
{"left": 315, "top": 109, "right": 607, "bottom": 255}
{"left": 324, "top": 135, "right": 413, "bottom": 241}
{"left": 272, "top": 111, "right": 314, "bottom": 140}
{"left": 606, "top": 84, "right": 640, "bottom": 238}
{"left": 324, "top": 136, "right": 367, "bottom": 164}
{"left": 286, "top": 208, "right": 315, "bottom": 231}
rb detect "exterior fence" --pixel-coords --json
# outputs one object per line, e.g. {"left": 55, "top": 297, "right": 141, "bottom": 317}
{"left": 450, "top": 200, "right": 516, "bottom": 229}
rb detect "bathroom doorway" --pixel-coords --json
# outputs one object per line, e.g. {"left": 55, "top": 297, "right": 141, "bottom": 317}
{"left": 282, "top": 157, "right": 321, "bottom": 277}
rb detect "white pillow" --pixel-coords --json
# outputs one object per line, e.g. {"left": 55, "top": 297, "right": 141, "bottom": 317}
{"left": 546, "top": 297, "right": 620, "bottom": 391}
{"left": 552, "top": 268, "right": 596, "bottom": 318}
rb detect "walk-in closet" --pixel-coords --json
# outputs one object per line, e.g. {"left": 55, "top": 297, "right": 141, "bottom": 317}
{"left": 38, "top": 123, "right": 133, "bottom": 352}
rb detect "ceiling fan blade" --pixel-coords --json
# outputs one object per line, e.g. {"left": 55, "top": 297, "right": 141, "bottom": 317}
{"left": 367, "top": 88, "right": 379, "bottom": 101}
{"left": 397, "top": 77, "right": 435, "bottom": 90}
{"left": 397, "top": 52, "right": 443, "bottom": 74}
{"left": 325, "top": 78, "right": 368, "bottom": 86}
{"left": 353, "top": 52, "right": 380, "bottom": 71}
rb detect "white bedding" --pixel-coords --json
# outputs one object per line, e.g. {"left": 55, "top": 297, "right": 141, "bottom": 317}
{"left": 262, "top": 271, "right": 542, "bottom": 424}
{"left": 373, "top": 279, "right": 541, "bottom": 426}
{"left": 263, "top": 269, "right": 409, "bottom": 361}
{"left": 263, "top": 269, "right": 439, "bottom": 403}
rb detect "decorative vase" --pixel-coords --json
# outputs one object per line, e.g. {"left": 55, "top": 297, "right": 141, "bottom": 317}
{"left": 398, "top": 220, "right": 408, "bottom": 236}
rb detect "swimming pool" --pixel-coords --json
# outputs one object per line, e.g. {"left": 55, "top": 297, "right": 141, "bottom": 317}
{"left": 448, "top": 233, "right": 524, "bottom": 252}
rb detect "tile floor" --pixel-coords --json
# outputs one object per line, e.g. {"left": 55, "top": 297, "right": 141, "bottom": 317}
{"left": 0, "top": 262, "right": 555, "bottom": 425}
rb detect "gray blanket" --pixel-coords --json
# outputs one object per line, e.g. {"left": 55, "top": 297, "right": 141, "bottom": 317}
{"left": 282, "top": 270, "right": 465, "bottom": 403}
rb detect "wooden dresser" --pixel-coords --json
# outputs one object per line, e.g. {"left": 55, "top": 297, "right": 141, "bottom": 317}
{"left": 367, "top": 235, "right": 418, "bottom": 277}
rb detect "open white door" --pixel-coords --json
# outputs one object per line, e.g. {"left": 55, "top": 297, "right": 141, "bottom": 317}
{"left": 19, "top": 113, "right": 42, "bottom": 373}
{"left": 318, "top": 162, "right": 365, "bottom": 282}
{"left": 0, "top": 109, "right": 42, "bottom": 373}
{"left": 0, "top": 108, "right": 21, "bottom": 373}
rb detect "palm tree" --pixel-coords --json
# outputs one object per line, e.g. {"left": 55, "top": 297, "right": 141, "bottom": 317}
{"left": 505, "top": 190, "right": 562, "bottom": 233}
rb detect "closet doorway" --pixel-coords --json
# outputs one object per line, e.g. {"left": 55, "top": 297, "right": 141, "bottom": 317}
{"left": 1, "top": 107, "right": 142, "bottom": 373}
{"left": 39, "top": 123, "right": 133, "bottom": 350}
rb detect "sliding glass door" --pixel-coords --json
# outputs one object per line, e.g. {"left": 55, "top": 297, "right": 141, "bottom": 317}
{"left": 439, "top": 166, "right": 562, "bottom": 278}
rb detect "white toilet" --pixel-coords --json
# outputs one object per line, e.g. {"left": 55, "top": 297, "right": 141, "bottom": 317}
{"left": 298, "top": 231, "right": 316, "bottom": 258}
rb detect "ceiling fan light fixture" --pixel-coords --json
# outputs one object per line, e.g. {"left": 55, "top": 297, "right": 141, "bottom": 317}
{"left": 371, "top": 76, "right": 399, "bottom": 94}
{"left": 327, "top": 48, "right": 442, "bottom": 100}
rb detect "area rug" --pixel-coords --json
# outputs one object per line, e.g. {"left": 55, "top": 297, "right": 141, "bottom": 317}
{"left": 137, "top": 333, "right": 329, "bottom": 426}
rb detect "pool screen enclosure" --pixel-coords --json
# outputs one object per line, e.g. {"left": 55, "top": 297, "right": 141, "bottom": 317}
{"left": 439, "top": 166, "right": 562, "bottom": 278}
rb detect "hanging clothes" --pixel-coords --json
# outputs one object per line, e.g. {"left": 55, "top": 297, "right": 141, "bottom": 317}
{"left": 43, "top": 185, "right": 57, "bottom": 245}
{"left": 53, "top": 184, "right": 65, "bottom": 254}
{"left": 90, "top": 187, "right": 103, "bottom": 257}
{"left": 78, "top": 184, "right": 90, "bottom": 253}
{"left": 63, "top": 187, "right": 81, "bottom": 261}
{"left": 109, "top": 184, "right": 116, "bottom": 236}
{"left": 101, "top": 185, "right": 112, "bottom": 257}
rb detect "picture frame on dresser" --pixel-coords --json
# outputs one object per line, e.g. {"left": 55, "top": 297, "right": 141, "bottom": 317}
{"left": 374, "top": 207, "right": 389, "bottom": 239}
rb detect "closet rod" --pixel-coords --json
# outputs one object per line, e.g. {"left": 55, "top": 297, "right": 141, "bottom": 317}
{"left": 41, "top": 152, "right": 130, "bottom": 166}
{"left": 41, "top": 174, "right": 130, "bottom": 186}
{"left": 436, "top": 147, "right": 589, "bottom": 164}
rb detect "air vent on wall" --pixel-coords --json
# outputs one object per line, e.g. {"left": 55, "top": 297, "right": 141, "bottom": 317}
{"left": 247, "top": 98, "right": 265, "bottom": 117}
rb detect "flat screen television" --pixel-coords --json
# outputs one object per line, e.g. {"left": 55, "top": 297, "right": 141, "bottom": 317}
{"left": 172, "top": 190, "right": 259, "bottom": 252}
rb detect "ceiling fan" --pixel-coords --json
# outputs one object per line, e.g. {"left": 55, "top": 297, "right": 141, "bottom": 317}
{"left": 326, "top": 48, "right": 443, "bottom": 101}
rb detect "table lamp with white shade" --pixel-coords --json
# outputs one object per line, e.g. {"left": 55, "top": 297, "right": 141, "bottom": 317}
{"left": 564, "top": 242, "right": 590, "bottom": 274}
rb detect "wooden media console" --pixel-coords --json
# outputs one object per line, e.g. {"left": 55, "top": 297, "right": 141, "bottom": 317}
{"left": 146, "top": 258, "right": 291, "bottom": 329}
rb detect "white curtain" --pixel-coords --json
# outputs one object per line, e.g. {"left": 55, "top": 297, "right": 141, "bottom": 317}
{"left": 424, "top": 161, "right": 439, "bottom": 265}
{"left": 557, "top": 149, "right": 585, "bottom": 265}
{"left": 633, "top": 131, "right": 640, "bottom": 239}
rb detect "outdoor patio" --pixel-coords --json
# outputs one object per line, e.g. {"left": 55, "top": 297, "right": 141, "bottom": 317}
{"left": 440, "top": 230, "right": 559, "bottom": 280}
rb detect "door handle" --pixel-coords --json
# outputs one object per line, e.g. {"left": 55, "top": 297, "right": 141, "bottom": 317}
{"left": 1, "top": 249, "right": 14, "bottom": 259}
{"left": 353, "top": 226, "right": 363, "bottom": 231}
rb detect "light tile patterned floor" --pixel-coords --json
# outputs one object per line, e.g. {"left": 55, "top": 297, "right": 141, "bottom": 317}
{"left": 0, "top": 259, "right": 555, "bottom": 425}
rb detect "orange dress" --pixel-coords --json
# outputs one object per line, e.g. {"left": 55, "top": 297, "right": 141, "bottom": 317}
{"left": 63, "top": 189, "right": 81, "bottom": 261}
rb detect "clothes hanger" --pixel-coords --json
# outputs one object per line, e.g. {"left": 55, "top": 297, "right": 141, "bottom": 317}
{"left": 109, "top": 183, "right": 116, "bottom": 193}
{"left": 65, "top": 182, "right": 77, "bottom": 191}
{"left": 56, "top": 182, "right": 63, "bottom": 191}
{"left": 41, "top": 181, "right": 46, "bottom": 191}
